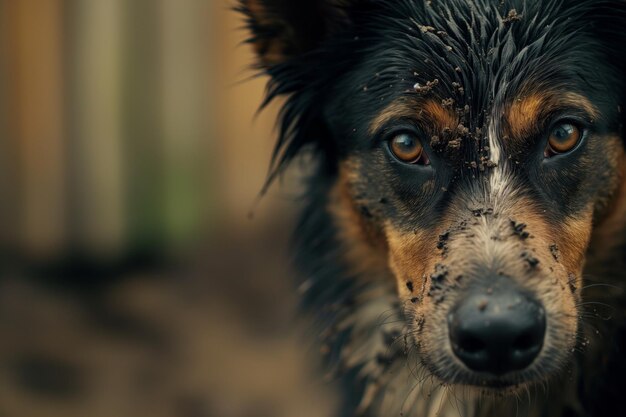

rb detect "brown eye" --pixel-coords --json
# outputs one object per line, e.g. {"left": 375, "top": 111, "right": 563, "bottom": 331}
{"left": 546, "top": 123, "right": 582, "bottom": 157}
{"left": 389, "top": 133, "right": 429, "bottom": 164}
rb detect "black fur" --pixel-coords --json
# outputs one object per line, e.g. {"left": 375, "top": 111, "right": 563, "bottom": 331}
{"left": 241, "top": 1, "right": 626, "bottom": 416}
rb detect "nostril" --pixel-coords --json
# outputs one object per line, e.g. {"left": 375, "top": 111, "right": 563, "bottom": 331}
{"left": 513, "top": 330, "right": 538, "bottom": 351}
{"left": 458, "top": 335, "right": 486, "bottom": 354}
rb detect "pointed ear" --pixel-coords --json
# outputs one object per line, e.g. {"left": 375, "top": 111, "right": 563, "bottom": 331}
{"left": 238, "top": 0, "right": 351, "bottom": 68}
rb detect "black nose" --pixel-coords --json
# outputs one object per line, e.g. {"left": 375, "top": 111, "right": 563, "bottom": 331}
{"left": 448, "top": 289, "right": 546, "bottom": 375}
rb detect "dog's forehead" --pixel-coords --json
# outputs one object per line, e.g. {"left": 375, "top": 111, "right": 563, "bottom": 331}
{"left": 369, "top": 91, "right": 598, "bottom": 139}
{"left": 359, "top": 0, "right": 607, "bottom": 142}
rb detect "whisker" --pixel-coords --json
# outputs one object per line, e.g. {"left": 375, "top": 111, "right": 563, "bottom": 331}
{"left": 579, "top": 282, "right": 623, "bottom": 291}
{"left": 575, "top": 301, "right": 616, "bottom": 309}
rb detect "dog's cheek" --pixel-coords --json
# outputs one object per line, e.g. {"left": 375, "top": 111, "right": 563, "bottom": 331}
{"left": 527, "top": 216, "right": 589, "bottom": 355}
{"left": 553, "top": 215, "right": 594, "bottom": 283}
{"left": 327, "top": 161, "right": 391, "bottom": 279}
{"left": 384, "top": 223, "right": 460, "bottom": 359}
{"left": 384, "top": 225, "right": 443, "bottom": 300}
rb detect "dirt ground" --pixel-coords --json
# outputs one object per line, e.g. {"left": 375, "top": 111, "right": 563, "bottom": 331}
{"left": 0, "top": 216, "right": 338, "bottom": 417}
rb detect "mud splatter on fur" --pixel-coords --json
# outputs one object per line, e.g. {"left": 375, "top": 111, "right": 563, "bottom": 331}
{"left": 241, "top": 0, "right": 626, "bottom": 415}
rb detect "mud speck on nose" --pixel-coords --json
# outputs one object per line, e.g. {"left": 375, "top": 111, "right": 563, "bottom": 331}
{"left": 472, "top": 207, "right": 494, "bottom": 217}
{"left": 567, "top": 273, "right": 577, "bottom": 293}
{"left": 550, "top": 244, "right": 560, "bottom": 261}
{"left": 429, "top": 264, "right": 449, "bottom": 295}
{"left": 437, "top": 231, "right": 450, "bottom": 253}
{"left": 431, "top": 264, "right": 448, "bottom": 284}
{"left": 510, "top": 219, "right": 530, "bottom": 239}
{"left": 415, "top": 316, "right": 426, "bottom": 332}
{"left": 521, "top": 251, "right": 540, "bottom": 268}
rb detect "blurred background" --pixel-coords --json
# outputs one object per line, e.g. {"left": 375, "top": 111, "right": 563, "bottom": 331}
{"left": 0, "top": 1, "right": 337, "bottom": 416}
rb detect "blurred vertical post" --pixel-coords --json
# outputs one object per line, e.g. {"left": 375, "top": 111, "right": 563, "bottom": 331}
{"left": 206, "top": 0, "right": 217, "bottom": 229}
{"left": 121, "top": 0, "right": 165, "bottom": 257}
{"left": 67, "top": 0, "right": 126, "bottom": 259}
{"left": 0, "top": 0, "right": 215, "bottom": 264}
{"left": 0, "top": 0, "right": 15, "bottom": 255}
{"left": 159, "top": 0, "right": 210, "bottom": 250}
{"left": 4, "top": 0, "right": 67, "bottom": 260}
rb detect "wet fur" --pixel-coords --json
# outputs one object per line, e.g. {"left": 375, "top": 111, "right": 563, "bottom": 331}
{"left": 240, "top": 1, "right": 626, "bottom": 416}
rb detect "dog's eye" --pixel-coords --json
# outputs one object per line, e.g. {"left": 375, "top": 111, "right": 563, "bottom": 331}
{"left": 545, "top": 123, "right": 582, "bottom": 157}
{"left": 389, "top": 133, "right": 430, "bottom": 165}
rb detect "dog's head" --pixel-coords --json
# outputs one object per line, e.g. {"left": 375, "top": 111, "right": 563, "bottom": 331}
{"left": 241, "top": 0, "right": 626, "bottom": 391}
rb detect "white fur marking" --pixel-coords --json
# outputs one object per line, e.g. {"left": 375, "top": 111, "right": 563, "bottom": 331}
{"left": 488, "top": 122, "right": 512, "bottom": 203}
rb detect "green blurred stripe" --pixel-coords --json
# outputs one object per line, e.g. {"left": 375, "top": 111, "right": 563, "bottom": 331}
{"left": 121, "top": 0, "right": 166, "bottom": 255}
{"left": 160, "top": 0, "right": 211, "bottom": 249}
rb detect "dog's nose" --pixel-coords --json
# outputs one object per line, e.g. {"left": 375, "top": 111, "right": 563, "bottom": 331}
{"left": 448, "top": 289, "right": 546, "bottom": 375}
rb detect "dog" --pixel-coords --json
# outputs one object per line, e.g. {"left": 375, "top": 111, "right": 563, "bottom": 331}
{"left": 239, "top": 1, "right": 626, "bottom": 416}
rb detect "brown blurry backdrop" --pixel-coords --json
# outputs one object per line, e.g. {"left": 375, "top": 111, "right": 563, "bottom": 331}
{"left": 0, "top": 1, "right": 337, "bottom": 416}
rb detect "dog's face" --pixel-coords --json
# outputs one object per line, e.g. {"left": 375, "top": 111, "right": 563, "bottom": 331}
{"left": 242, "top": 0, "right": 626, "bottom": 392}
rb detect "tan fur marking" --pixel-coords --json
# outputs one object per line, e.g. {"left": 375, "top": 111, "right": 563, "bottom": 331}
{"left": 421, "top": 100, "right": 459, "bottom": 130}
{"left": 384, "top": 224, "right": 438, "bottom": 299}
{"left": 559, "top": 215, "right": 594, "bottom": 272}
{"left": 506, "top": 91, "right": 600, "bottom": 139}
{"left": 369, "top": 98, "right": 458, "bottom": 136}
{"left": 506, "top": 94, "right": 544, "bottom": 139}
{"left": 328, "top": 161, "right": 390, "bottom": 279}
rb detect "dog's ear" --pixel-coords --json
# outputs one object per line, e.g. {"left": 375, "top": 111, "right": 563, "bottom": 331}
{"left": 237, "top": 0, "right": 362, "bottom": 189}
{"left": 238, "top": 0, "right": 352, "bottom": 68}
